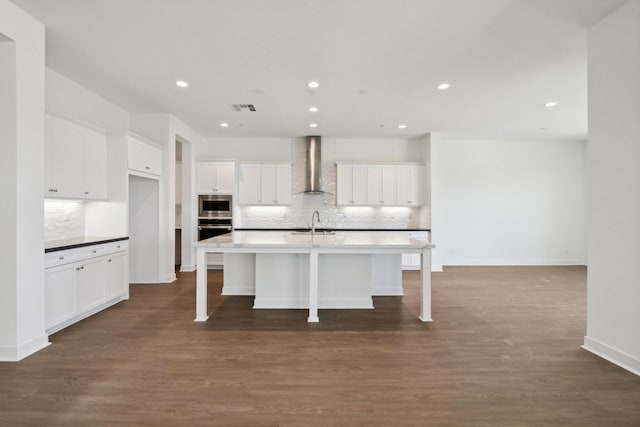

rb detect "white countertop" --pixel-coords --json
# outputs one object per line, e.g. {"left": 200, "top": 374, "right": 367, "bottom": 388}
{"left": 196, "top": 230, "right": 434, "bottom": 250}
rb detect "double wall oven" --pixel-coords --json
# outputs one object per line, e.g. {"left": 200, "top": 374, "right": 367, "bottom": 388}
{"left": 198, "top": 195, "right": 233, "bottom": 241}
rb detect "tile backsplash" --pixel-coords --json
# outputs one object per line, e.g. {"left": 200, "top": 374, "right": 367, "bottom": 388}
{"left": 44, "top": 200, "right": 85, "bottom": 241}
{"left": 238, "top": 139, "right": 430, "bottom": 229}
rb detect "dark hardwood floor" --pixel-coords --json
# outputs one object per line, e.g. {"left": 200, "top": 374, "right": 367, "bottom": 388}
{"left": 1, "top": 266, "right": 639, "bottom": 426}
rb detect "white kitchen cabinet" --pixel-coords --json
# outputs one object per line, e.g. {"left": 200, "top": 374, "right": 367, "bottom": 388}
{"left": 367, "top": 165, "right": 397, "bottom": 205}
{"left": 75, "top": 257, "right": 106, "bottom": 312}
{"left": 128, "top": 136, "right": 162, "bottom": 176}
{"left": 44, "top": 265, "right": 76, "bottom": 328}
{"left": 396, "top": 164, "right": 424, "bottom": 206}
{"left": 337, "top": 164, "right": 368, "bottom": 205}
{"left": 44, "top": 115, "right": 108, "bottom": 200}
{"left": 197, "top": 162, "right": 235, "bottom": 194}
{"left": 45, "top": 240, "right": 129, "bottom": 334}
{"left": 105, "top": 252, "right": 128, "bottom": 300}
{"left": 238, "top": 163, "right": 291, "bottom": 205}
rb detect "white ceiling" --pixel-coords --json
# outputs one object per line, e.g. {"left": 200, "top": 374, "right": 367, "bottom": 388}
{"left": 10, "top": 0, "right": 628, "bottom": 140}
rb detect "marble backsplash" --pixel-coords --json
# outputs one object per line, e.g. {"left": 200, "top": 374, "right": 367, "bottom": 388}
{"left": 44, "top": 200, "right": 85, "bottom": 241}
{"left": 237, "top": 139, "right": 430, "bottom": 229}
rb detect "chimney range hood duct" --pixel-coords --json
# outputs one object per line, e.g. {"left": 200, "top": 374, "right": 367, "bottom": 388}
{"left": 305, "top": 136, "right": 323, "bottom": 193}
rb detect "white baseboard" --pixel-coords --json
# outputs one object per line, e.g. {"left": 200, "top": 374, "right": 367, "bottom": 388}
{"left": 431, "top": 264, "right": 444, "bottom": 272}
{"left": 222, "top": 287, "right": 255, "bottom": 296}
{"left": 372, "top": 287, "right": 404, "bottom": 296}
{"left": 583, "top": 336, "right": 640, "bottom": 377}
{"left": 0, "top": 334, "right": 50, "bottom": 362}
{"left": 161, "top": 273, "right": 177, "bottom": 283}
{"left": 440, "top": 258, "right": 586, "bottom": 266}
{"left": 180, "top": 264, "right": 196, "bottom": 272}
{"left": 253, "top": 297, "right": 374, "bottom": 309}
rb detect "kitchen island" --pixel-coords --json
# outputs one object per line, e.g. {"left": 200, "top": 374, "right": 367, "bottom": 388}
{"left": 195, "top": 231, "right": 434, "bottom": 323}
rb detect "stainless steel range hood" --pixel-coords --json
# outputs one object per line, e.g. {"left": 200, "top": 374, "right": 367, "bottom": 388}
{"left": 305, "top": 136, "right": 323, "bottom": 193}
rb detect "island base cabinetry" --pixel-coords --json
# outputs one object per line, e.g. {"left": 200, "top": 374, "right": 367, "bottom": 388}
{"left": 45, "top": 241, "right": 129, "bottom": 334}
{"left": 223, "top": 253, "right": 403, "bottom": 307}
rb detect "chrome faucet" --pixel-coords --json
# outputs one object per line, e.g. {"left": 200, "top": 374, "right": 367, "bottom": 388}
{"left": 311, "top": 210, "right": 320, "bottom": 235}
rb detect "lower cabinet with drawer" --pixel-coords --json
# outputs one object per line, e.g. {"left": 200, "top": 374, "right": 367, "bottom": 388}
{"left": 45, "top": 241, "right": 129, "bottom": 334}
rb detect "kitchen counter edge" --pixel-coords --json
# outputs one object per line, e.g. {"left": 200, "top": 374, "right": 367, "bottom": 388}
{"left": 45, "top": 236, "right": 130, "bottom": 253}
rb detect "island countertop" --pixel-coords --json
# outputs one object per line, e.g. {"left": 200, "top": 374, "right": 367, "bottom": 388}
{"left": 195, "top": 230, "right": 434, "bottom": 250}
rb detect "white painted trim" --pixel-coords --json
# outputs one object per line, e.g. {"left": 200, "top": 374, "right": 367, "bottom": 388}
{"left": 180, "top": 264, "right": 196, "bottom": 272}
{"left": 440, "top": 258, "right": 586, "bottom": 266}
{"left": 431, "top": 264, "right": 444, "bottom": 272}
{"left": 161, "top": 273, "right": 177, "bottom": 283}
{"left": 46, "top": 295, "right": 127, "bottom": 335}
{"left": 221, "top": 287, "right": 255, "bottom": 296}
{"left": 253, "top": 298, "right": 374, "bottom": 309}
{"left": 127, "top": 170, "right": 160, "bottom": 180}
{"left": 583, "top": 336, "right": 640, "bottom": 377}
{"left": 0, "top": 334, "right": 50, "bottom": 362}
{"left": 372, "top": 287, "right": 404, "bottom": 296}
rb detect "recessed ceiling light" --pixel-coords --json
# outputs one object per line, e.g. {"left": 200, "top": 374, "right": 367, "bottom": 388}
{"left": 309, "top": 123, "right": 318, "bottom": 128}
{"left": 436, "top": 82, "right": 450, "bottom": 90}
{"left": 176, "top": 80, "right": 189, "bottom": 88}
{"left": 220, "top": 122, "right": 229, "bottom": 127}
{"left": 544, "top": 101, "right": 558, "bottom": 108}
{"left": 308, "top": 106, "right": 319, "bottom": 113}
{"left": 308, "top": 81, "right": 319, "bottom": 89}
{"left": 398, "top": 124, "right": 407, "bottom": 129}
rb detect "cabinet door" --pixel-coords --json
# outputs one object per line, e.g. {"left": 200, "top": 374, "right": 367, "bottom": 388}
{"left": 238, "top": 164, "right": 262, "bottom": 204}
{"left": 337, "top": 165, "right": 353, "bottom": 205}
{"left": 396, "top": 165, "right": 424, "bottom": 206}
{"left": 127, "top": 137, "right": 147, "bottom": 172}
{"left": 82, "top": 127, "right": 108, "bottom": 200}
{"left": 144, "top": 144, "right": 162, "bottom": 175}
{"left": 197, "top": 163, "right": 216, "bottom": 193}
{"left": 275, "top": 164, "right": 291, "bottom": 204}
{"left": 105, "top": 252, "right": 127, "bottom": 300}
{"left": 215, "top": 163, "right": 235, "bottom": 194}
{"left": 367, "top": 165, "right": 382, "bottom": 205}
{"left": 260, "top": 164, "right": 277, "bottom": 204}
{"left": 45, "top": 116, "right": 84, "bottom": 198}
{"left": 45, "top": 265, "right": 76, "bottom": 328}
{"left": 351, "top": 165, "right": 368, "bottom": 205}
{"left": 76, "top": 257, "right": 105, "bottom": 312}
{"left": 380, "top": 166, "right": 397, "bottom": 205}
{"left": 407, "top": 165, "right": 424, "bottom": 206}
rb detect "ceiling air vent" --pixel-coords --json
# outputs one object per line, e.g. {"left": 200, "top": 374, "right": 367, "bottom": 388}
{"left": 232, "top": 104, "right": 256, "bottom": 112}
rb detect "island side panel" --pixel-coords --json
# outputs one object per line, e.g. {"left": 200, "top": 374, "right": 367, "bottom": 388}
{"left": 371, "top": 254, "right": 403, "bottom": 296}
{"left": 222, "top": 253, "right": 256, "bottom": 295}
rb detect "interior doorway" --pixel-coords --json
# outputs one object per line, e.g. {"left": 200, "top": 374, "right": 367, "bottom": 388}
{"left": 175, "top": 141, "right": 182, "bottom": 269}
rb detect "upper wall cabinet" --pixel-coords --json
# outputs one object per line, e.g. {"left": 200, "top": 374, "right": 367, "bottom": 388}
{"left": 337, "top": 162, "right": 425, "bottom": 207}
{"left": 197, "top": 162, "right": 235, "bottom": 194}
{"left": 127, "top": 136, "right": 162, "bottom": 177}
{"left": 337, "top": 164, "right": 368, "bottom": 205}
{"left": 238, "top": 163, "right": 291, "bottom": 205}
{"left": 45, "top": 115, "right": 108, "bottom": 200}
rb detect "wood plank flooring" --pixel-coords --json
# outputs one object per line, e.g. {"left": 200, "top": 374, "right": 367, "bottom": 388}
{"left": 1, "top": 266, "right": 639, "bottom": 426}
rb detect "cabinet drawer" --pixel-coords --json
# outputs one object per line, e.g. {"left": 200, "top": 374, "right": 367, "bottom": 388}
{"left": 45, "top": 251, "right": 77, "bottom": 268}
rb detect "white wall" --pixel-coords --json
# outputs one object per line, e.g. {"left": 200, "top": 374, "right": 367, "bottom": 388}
{"left": 196, "top": 137, "right": 293, "bottom": 162}
{"left": 583, "top": 0, "right": 640, "bottom": 376}
{"left": 44, "top": 70, "right": 132, "bottom": 239}
{"left": 46, "top": 69, "right": 129, "bottom": 134}
{"left": 0, "top": 0, "right": 48, "bottom": 361}
{"left": 431, "top": 137, "right": 586, "bottom": 269}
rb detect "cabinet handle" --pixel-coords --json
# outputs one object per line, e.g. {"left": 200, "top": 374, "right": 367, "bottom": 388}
{"left": 273, "top": 200, "right": 278, "bottom": 203}
{"left": 48, "top": 188, "right": 58, "bottom": 193}
{"left": 84, "top": 191, "right": 89, "bottom": 195}
{"left": 59, "top": 256, "right": 64, "bottom": 260}
{"left": 380, "top": 201, "right": 384, "bottom": 204}
{"left": 145, "top": 166, "right": 150, "bottom": 170}
{"left": 92, "top": 250, "right": 97, "bottom": 253}
{"left": 408, "top": 201, "right": 413, "bottom": 204}
{"left": 108, "top": 259, "right": 112, "bottom": 263}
